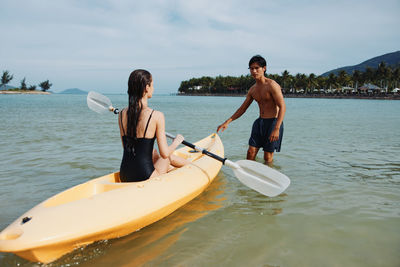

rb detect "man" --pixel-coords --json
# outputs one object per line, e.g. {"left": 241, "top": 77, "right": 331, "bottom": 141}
{"left": 217, "top": 55, "right": 286, "bottom": 163}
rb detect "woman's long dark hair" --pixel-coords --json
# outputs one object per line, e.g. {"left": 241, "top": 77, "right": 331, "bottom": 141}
{"left": 126, "top": 69, "right": 152, "bottom": 138}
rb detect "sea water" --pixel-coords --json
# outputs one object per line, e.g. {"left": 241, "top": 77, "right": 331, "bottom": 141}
{"left": 0, "top": 94, "right": 399, "bottom": 266}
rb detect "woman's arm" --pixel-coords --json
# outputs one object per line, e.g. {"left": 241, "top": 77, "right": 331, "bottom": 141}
{"left": 155, "top": 111, "right": 184, "bottom": 159}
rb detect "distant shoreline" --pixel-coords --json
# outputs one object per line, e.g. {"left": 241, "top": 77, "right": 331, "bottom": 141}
{"left": 177, "top": 93, "right": 400, "bottom": 100}
{"left": 283, "top": 94, "right": 400, "bottom": 100}
{"left": 0, "top": 90, "right": 51, "bottom": 95}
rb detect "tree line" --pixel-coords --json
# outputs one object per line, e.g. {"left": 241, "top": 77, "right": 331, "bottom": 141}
{"left": 178, "top": 62, "right": 400, "bottom": 95}
{"left": 1, "top": 70, "right": 52, "bottom": 92}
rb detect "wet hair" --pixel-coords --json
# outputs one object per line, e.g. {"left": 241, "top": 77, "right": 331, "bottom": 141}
{"left": 126, "top": 69, "right": 152, "bottom": 138}
{"left": 249, "top": 55, "right": 267, "bottom": 73}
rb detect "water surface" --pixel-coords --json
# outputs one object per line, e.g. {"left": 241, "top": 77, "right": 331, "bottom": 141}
{"left": 0, "top": 94, "right": 399, "bottom": 266}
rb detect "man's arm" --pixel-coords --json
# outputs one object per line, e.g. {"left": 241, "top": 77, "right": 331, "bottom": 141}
{"left": 217, "top": 89, "right": 254, "bottom": 133}
{"left": 269, "top": 82, "right": 286, "bottom": 142}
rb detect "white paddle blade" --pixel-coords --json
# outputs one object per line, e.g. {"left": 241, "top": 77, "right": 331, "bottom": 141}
{"left": 87, "top": 91, "right": 113, "bottom": 114}
{"left": 233, "top": 160, "right": 290, "bottom": 197}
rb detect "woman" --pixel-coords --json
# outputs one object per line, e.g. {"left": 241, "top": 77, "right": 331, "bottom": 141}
{"left": 119, "top": 69, "right": 188, "bottom": 182}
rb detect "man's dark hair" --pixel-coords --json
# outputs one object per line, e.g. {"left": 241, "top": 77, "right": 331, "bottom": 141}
{"left": 249, "top": 55, "right": 267, "bottom": 69}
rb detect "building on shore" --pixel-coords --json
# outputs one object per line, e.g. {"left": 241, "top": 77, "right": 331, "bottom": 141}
{"left": 359, "top": 83, "right": 384, "bottom": 94}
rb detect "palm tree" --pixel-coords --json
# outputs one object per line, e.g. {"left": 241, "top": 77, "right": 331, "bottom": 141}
{"left": 307, "top": 73, "right": 317, "bottom": 93}
{"left": 363, "top": 67, "right": 375, "bottom": 84}
{"left": 294, "top": 73, "right": 307, "bottom": 93}
{"left": 20, "top": 77, "right": 27, "bottom": 90}
{"left": 316, "top": 76, "right": 326, "bottom": 92}
{"left": 385, "top": 67, "right": 393, "bottom": 91}
{"left": 377, "top": 62, "right": 389, "bottom": 90}
{"left": 281, "top": 70, "right": 290, "bottom": 90}
{"left": 38, "top": 80, "right": 52, "bottom": 92}
{"left": 337, "top": 70, "right": 350, "bottom": 87}
{"left": 352, "top": 70, "right": 362, "bottom": 92}
{"left": 1, "top": 70, "right": 13, "bottom": 90}
{"left": 326, "top": 73, "right": 338, "bottom": 92}
{"left": 238, "top": 75, "right": 252, "bottom": 93}
{"left": 392, "top": 67, "right": 400, "bottom": 89}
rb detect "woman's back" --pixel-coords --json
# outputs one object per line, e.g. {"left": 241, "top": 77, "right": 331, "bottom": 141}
{"left": 119, "top": 108, "right": 157, "bottom": 139}
{"left": 119, "top": 108, "right": 157, "bottom": 182}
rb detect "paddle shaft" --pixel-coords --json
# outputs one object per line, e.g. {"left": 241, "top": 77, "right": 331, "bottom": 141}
{"left": 165, "top": 133, "right": 227, "bottom": 164}
{"left": 105, "top": 108, "right": 224, "bottom": 163}
{"left": 90, "top": 99, "right": 226, "bottom": 164}
{"left": 89, "top": 99, "right": 224, "bottom": 163}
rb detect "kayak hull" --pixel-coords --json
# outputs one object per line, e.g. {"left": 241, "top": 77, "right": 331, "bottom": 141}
{"left": 0, "top": 134, "right": 224, "bottom": 263}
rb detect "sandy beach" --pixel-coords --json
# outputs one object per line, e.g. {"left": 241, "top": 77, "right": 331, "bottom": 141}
{"left": 0, "top": 90, "right": 51, "bottom": 95}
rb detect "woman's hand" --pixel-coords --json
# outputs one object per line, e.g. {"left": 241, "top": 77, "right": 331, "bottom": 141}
{"left": 173, "top": 134, "right": 184, "bottom": 145}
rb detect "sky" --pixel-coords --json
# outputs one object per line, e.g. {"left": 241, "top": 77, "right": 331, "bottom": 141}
{"left": 1, "top": 0, "right": 399, "bottom": 94}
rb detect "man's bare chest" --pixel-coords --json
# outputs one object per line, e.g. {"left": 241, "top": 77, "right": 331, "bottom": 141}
{"left": 252, "top": 88, "right": 273, "bottom": 103}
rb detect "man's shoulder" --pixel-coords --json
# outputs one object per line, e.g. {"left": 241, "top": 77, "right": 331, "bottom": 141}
{"left": 265, "top": 78, "right": 279, "bottom": 86}
{"left": 265, "top": 78, "right": 281, "bottom": 91}
{"left": 251, "top": 78, "right": 278, "bottom": 91}
{"left": 248, "top": 83, "right": 255, "bottom": 90}
{"left": 247, "top": 84, "right": 256, "bottom": 94}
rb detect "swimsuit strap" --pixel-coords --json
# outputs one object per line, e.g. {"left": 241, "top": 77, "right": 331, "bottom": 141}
{"left": 143, "top": 109, "right": 155, "bottom": 137}
{"left": 120, "top": 109, "right": 126, "bottom": 136}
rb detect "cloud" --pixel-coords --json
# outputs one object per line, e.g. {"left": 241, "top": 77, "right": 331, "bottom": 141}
{"left": 0, "top": 0, "right": 399, "bottom": 93}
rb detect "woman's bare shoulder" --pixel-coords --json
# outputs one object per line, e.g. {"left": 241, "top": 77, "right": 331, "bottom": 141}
{"left": 152, "top": 110, "right": 164, "bottom": 121}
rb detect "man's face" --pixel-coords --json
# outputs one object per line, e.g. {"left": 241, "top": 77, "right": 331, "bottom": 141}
{"left": 249, "top": 63, "right": 266, "bottom": 79}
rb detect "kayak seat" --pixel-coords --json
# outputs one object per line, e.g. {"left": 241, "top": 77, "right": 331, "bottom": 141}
{"left": 43, "top": 180, "right": 129, "bottom": 207}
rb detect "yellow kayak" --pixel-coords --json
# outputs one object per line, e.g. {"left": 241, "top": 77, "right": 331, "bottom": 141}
{"left": 0, "top": 133, "right": 223, "bottom": 263}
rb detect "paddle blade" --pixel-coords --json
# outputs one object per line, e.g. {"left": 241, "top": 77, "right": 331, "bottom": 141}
{"left": 87, "top": 91, "right": 113, "bottom": 114}
{"left": 233, "top": 160, "right": 290, "bottom": 197}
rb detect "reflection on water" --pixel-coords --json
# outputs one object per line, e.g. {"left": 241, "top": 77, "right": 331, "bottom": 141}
{"left": 231, "top": 187, "right": 287, "bottom": 216}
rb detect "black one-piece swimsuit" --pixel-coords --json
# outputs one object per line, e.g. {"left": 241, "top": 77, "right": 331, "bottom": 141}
{"left": 119, "top": 110, "right": 155, "bottom": 182}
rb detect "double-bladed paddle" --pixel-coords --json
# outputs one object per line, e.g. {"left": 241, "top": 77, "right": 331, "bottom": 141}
{"left": 87, "top": 91, "right": 290, "bottom": 197}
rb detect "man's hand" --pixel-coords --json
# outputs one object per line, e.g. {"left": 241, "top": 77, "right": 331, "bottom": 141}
{"left": 269, "top": 128, "right": 280, "bottom": 142}
{"left": 217, "top": 121, "right": 230, "bottom": 133}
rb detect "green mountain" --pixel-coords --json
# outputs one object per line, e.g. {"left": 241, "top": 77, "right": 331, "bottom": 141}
{"left": 322, "top": 51, "right": 400, "bottom": 76}
{"left": 58, "top": 88, "right": 87, "bottom": 94}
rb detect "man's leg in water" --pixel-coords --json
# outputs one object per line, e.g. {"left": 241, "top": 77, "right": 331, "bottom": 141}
{"left": 264, "top": 151, "right": 274, "bottom": 163}
{"left": 247, "top": 146, "right": 259, "bottom": 160}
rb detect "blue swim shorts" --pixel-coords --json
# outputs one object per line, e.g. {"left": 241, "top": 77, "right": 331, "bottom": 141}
{"left": 248, "top": 118, "right": 284, "bottom": 152}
